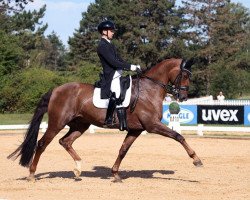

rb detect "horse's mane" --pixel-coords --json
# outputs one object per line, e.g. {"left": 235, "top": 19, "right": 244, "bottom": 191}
{"left": 131, "top": 57, "right": 195, "bottom": 79}
{"left": 131, "top": 57, "right": 179, "bottom": 79}
{"left": 144, "top": 57, "right": 171, "bottom": 72}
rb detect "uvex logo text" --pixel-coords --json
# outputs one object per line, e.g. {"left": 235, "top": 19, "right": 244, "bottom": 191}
{"left": 198, "top": 105, "right": 244, "bottom": 125}
{"left": 202, "top": 109, "right": 238, "bottom": 121}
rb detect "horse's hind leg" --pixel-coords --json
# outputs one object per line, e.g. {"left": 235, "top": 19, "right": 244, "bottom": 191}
{"left": 111, "top": 130, "right": 141, "bottom": 182}
{"left": 59, "top": 124, "right": 90, "bottom": 178}
{"left": 28, "top": 128, "right": 60, "bottom": 181}
{"left": 147, "top": 121, "right": 203, "bottom": 167}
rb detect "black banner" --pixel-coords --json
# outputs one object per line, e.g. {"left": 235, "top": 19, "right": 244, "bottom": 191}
{"left": 197, "top": 105, "right": 244, "bottom": 125}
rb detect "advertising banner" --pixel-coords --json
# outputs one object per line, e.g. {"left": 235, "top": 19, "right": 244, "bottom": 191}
{"left": 197, "top": 105, "right": 244, "bottom": 125}
{"left": 162, "top": 105, "right": 197, "bottom": 125}
{"left": 244, "top": 106, "right": 250, "bottom": 126}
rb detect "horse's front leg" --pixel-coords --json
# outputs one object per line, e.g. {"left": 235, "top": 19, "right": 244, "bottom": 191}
{"left": 112, "top": 130, "right": 141, "bottom": 182}
{"left": 147, "top": 121, "right": 203, "bottom": 167}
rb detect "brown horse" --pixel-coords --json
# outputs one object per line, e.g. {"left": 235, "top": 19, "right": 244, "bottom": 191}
{"left": 8, "top": 58, "right": 203, "bottom": 182}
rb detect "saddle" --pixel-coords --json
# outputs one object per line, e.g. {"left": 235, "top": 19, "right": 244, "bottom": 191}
{"left": 93, "top": 76, "right": 132, "bottom": 108}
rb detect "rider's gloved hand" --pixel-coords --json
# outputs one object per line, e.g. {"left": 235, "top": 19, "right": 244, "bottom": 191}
{"left": 131, "top": 64, "right": 141, "bottom": 71}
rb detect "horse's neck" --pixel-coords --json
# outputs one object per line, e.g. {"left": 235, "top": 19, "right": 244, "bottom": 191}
{"left": 137, "top": 62, "right": 171, "bottom": 102}
{"left": 145, "top": 61, "right": 170, "bottom": 85}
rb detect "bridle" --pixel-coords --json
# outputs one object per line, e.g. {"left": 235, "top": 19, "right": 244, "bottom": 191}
{"left": 142, "top": 69, "right": 191, "bottom": 98}
{"left": 130, "top": 67, "right": 192, "bottom": 112}
{"left": 167, "top": 68, "right": 192, "bottom": 99}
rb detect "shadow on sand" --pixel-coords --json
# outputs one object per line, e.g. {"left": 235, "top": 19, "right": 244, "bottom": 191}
{"left": 17, "top": 166, "right": 199, "bottom": 183}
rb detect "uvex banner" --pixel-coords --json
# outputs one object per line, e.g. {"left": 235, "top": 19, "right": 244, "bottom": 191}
{"left": 197, "top": 105, "right": 244, "bottom": 125}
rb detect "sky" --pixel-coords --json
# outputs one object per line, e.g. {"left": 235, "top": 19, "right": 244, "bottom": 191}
{"left": 26, "top": 0, "right": 250, "bottom": 46}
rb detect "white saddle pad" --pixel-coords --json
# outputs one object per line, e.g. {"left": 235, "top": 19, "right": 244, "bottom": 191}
{"left": 93, "top": 76, "right": 132, "bottom": 108}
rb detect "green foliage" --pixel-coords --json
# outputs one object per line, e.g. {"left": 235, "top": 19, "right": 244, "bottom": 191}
{"left": 76, "top": 61, "right": 102, "bottom": 84}
{"left": 0, "top": 30, "right": 24, "bottom": 76}
{"left": 0, "top": 67, "right": 69, "bottom": 112}
{"left": 169, "top": 102, "right": 180, "bottom": 114}
{"left": 69, "top": 0, "right": 187, "bottom": 66}
{"left": 0, "top": 4, "right": 49, "bottom": 71}
{"left": 210, "top": 67, "right": 238, "bottom": 98}
{"left": 181, "top": 0, "right": 250, "bottom": 97}
{"left": 42, "top": 31, "right": 67, "bottom": 70}
{"left": 211, "top": 64, "right": 250, "bottom": 99}
{"left": 0, "top": 0, "right": 34, "bottom": 11}
{"left": 11, "top": 5, "right": 47, "bottom": 33}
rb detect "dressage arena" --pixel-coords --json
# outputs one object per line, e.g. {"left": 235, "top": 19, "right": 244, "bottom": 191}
{"left": 0, "top": 131, "right": 249, "bottom": 200}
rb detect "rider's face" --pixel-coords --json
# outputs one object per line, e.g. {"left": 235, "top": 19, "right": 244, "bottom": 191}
{"left": 107, "top": 29, "right": 114, "bottom": 39}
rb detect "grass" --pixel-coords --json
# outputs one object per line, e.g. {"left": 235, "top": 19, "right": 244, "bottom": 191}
{"left": 0, "top": 113, "right": 48, "bottom": 125}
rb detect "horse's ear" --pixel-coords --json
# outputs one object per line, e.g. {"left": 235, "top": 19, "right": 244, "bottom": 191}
{"left": 181, "top": 58, "right": 194, "bottom": 75}
{"left": 180, "top": 60, "right": 186, "bottom": 70}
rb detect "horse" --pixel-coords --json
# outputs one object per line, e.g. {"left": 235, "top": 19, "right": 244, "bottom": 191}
{"left": 8, "top": 58, "right": 203, "bottom": 182}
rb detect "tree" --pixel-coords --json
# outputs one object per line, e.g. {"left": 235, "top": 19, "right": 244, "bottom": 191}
{"left": 0, "top": 1, "right": 75, "bottom": 113}
{"left": 69, "top": 0, "right": 187, "bottom": 67}
{"left": 13, "top": 5, "right": 48, "bottom": 67}
{"left": 0, "top": 0, "right": 33, "bottom": 12}
{"left": 181, "top": 0, "right": 250, "bottom": 97}
{"left": 0, "top": 4, "right": 48, "bottom": 71}
{"left": 0, "top": 30, "right": 24, "bottom": 76}
{"left": 45, "top": 32, "right": 67, "bottom": 70}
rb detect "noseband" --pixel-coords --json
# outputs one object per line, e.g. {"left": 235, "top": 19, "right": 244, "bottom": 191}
{"left": 168, "top": 68, "right": 191, "bottom": 99}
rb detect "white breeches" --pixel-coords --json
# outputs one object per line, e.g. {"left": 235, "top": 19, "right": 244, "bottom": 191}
{"left": 111, "top": 70, "right": 122, "bottom": 98}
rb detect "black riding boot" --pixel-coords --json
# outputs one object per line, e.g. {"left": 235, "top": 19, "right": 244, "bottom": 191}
{"left": 117, "top": 107, "right": 128, "bottom": 131}
{"left": 104, "top": 93, "right": 116, "bottom": 127}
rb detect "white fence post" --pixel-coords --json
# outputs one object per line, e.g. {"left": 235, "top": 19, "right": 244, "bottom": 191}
{"left": 168, "top": 114, "right": 181, "bottom": 134}
{"left": 197, "top": 124, "right": 204, "bottom": 136}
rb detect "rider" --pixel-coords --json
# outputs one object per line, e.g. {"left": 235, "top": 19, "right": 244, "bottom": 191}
{"left": 96, "top": 20, "right": 140, "bottom": 131}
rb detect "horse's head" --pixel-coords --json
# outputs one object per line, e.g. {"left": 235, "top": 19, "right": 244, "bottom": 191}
{"left": 137, "top": 58, "right": 193, "bottom": 103}
{"left": 169, "top": 59, "right": 193, "bottom": 102}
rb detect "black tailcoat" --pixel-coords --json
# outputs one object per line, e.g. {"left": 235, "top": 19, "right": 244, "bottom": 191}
{"left": 97, "top": 38, "right": 131, "bottom": 99}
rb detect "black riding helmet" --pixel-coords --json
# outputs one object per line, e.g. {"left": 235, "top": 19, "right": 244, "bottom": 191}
{"left": 98, "top": 20, "right": 116, "bottom": 34}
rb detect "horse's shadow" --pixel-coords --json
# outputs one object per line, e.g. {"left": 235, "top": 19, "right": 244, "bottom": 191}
{"left": 18, "top": 166, "right": 198, "bottom": 183}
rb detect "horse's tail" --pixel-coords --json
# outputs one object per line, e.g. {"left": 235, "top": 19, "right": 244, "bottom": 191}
{"left": 7, "top": 90, "right": 53, "bottom": 167}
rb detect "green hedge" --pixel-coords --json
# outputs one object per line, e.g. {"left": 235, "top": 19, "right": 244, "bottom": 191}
{"left": 0, "top": 61, "right": 102, "bottom": 113}
{"left": 0, "top": 67, "right": 69, "bottom": 112}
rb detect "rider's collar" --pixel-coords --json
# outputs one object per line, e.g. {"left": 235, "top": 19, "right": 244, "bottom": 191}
{"left": 102, "top": 36, "right": 111, "bottom": 43}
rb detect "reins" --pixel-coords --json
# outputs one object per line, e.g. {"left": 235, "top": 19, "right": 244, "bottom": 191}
{"left": 130, "top": 67, "right": 191, "bottom": 113}
{"left": 130, "top": 69, "right": 141, "bottom": 113}
{"left": 141, "top": 73, "right": 187, "bottom": 96}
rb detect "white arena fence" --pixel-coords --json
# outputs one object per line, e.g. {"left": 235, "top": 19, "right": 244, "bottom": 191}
{"left": 0, "top": 97, "right": 249, "bottom": 136}
{"left": 175, "top": 95, "right": 250, "bottom": 106}
{"left": 0, "top": 122, "right": 249, "bottom": 136}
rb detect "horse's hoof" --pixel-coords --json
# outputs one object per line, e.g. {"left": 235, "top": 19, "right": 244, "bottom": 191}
{"left": 27, "top": 175, "right": 35, "bottom": 182}
{"left": 112, "top": 174, "right": 123, "bottom": 183}
{"left": 193, "top": 160, "right": 203, "bottom": 167}
{"left": 73, "top": 168, "right": 81, "bottom": 177}
{"left": 112, "top": 178, "right": 123, "bottom": 183}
